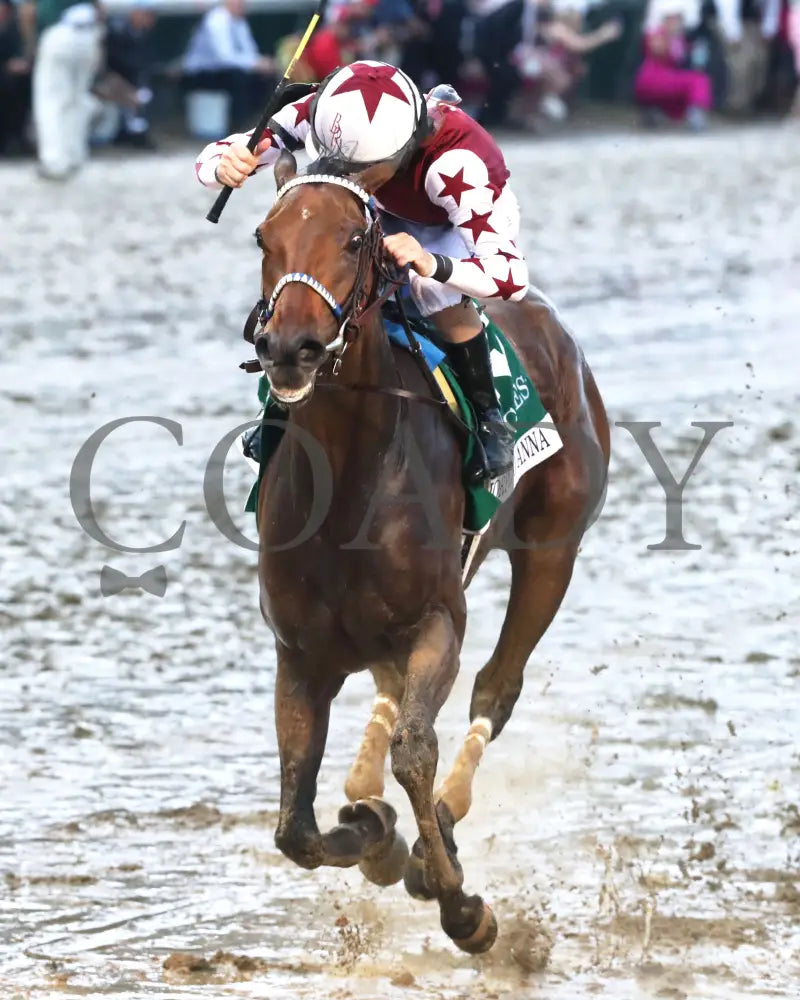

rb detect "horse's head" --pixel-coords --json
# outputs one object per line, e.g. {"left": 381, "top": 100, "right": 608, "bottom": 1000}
{"left": 252, "top": 151, "right": 396, "bottom": 405}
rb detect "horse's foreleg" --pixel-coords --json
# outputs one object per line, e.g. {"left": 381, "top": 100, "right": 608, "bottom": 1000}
{"left": 274, "top": 652, "right": 406, "bottom": 875}
{"left": 273, "top": 651, "right": 342, "bottom": 869}
{"left": 339, "top": 665, "right": 409, "bottom": 887}
{"left": 344, "top": 664, "right": 403, "bottom": 803}
{"left": 392, "top": 612, "right": 497, "bottom": 954}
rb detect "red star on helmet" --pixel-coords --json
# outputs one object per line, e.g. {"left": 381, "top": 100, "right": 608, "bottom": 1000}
{"left": 330, "top": 64, "right": 411, "bottom": 124}
{"left": 436, "top": 167, "right": 474, "bottom": 207}
{"left": 294, "top": 95, "right": 314, "bottom": 126}
{"left": 461, "top": 209, "right": 496, "bottom": 243}
{"left": 490, "top": 267, "right": 526, "bottom": 299}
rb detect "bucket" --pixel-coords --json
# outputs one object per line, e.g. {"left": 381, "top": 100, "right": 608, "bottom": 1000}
{"left": 186, "top": 91, "right": 230, "bottom": 140}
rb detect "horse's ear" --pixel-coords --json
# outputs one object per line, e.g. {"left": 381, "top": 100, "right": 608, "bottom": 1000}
{"left": 274, "top": 149, "right": 297, "bottom": 190}
{"left": 352, "top": 160, "right": 398, "bottom": 194}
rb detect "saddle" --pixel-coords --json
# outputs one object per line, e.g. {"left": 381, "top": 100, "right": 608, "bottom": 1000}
{"left": 240, "top": 298, "right": 562, "bottom": 544}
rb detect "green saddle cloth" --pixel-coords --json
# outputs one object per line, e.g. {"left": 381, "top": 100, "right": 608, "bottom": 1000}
{"left": 245, "top": 309, "right": 562, "bottom": 534}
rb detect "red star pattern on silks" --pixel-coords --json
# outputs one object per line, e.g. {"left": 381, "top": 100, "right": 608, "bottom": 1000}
{"left": 460, "top": 257, "right": 485, "bottom": 271}
{"left": 461, "top": 209, "right": 496, "bottom": 243}
{"left": 436, "top": 167, "right": 474, "bottom": 206}
{"left": 496, "top": 248, "right": 520, "bottom": 262}
{"left": 490, "top": 267, "right": 526, "bottom": 299}
{"left": 330, "top": 65, "right": 410, "bottom": 123}
{"left": 294, "top": 96, "right": 314, "bottom": 126}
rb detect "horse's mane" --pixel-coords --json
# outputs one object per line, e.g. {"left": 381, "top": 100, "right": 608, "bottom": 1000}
{"left": 303, "top": 156, "right": 352, "bottom": 178}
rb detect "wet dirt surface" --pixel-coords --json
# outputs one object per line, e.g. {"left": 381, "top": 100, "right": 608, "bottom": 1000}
{"left": 1, "top": 123, "right": 799, "bottom": 998}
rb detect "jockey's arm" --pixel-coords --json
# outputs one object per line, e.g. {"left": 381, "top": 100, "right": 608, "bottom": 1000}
{"left": 426, "top": 150, "right": 529, "bottom": 302}
{"left": 385, "top": 150, "right": 530, "bottom": 303}
{"left": 194, "top": 93, "right": 315, "bottom": 189}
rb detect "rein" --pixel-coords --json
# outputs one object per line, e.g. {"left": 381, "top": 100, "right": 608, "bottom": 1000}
{"left": 241, "top": 174, "right": 469, "bottom": 434}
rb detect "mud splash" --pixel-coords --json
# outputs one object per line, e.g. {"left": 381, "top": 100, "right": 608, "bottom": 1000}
{"left": 1, "top": 123, "right": 799, "bottom": 998}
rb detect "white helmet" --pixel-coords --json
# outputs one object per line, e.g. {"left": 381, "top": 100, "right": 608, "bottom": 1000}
{"left": 307, "top": 61, "right": 426, "bottom": 167}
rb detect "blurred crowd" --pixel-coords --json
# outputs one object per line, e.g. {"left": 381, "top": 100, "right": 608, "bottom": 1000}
{"left": 1, "top": 0, "right": 798, "bottom": 175}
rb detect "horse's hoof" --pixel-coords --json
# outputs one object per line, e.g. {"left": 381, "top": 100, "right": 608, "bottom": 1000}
{"left": 359, "top": 830, "right": 409, "bottom": 887}
{"left": 338, "top": 796, "right": 396, "bottom": 840}
{"left": 403, "top": 847, "right": 436, "bottom": 900}
{"left": 451, "top": 903, "right": 498, "bottom": 955}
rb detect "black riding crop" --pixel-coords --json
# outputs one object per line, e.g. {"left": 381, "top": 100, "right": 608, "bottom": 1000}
{"left": 205, "top": 0, "right": 326, "bottom": 225}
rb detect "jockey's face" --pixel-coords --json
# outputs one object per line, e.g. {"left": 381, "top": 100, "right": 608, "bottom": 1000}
{"left": 253, "top": 163, "right": 377, "bottom": 405}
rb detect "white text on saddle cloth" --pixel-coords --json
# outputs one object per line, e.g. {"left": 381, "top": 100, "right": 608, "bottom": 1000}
{"left": 486, "top": 337, "right": 564, "bottom": 506}
{"left": 488, "top": 416, "right": 563, "bottom": 506}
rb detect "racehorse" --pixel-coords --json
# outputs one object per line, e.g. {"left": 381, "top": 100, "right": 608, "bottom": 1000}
{"left": 251, "top": 149, "right": 610, "bottom": 954}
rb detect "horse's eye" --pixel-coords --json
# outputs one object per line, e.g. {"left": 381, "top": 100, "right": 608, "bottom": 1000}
{"left": 254, "top": 228, "right": 264, "bottom": 250}
{"left": 348, "top": 233, "right": 364, "bottom": 253}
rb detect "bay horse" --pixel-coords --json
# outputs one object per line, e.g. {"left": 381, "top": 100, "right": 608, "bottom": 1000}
{"left": 251, "top": 150, "right": 610, "bottom": 954}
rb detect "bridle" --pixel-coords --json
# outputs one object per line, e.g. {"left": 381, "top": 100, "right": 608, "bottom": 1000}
{"left": 243, "top": 174, "right": 402, "bottom": 371}
{"left": 241, "top": 173, "right": 469, "bottom": 433}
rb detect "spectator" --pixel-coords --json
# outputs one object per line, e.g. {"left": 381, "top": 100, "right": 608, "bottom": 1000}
{"left": 300, "top": 21, "right": 352, "bottom": 80}
{"left": 471, "top": 0, "right": 525, "bottom": 126}
{"left": 790, "top": 0, "right": 800, "bottom": 112}
{"left": 291, "top": 4, "right": 375, "bottom": 80}
{"left": 634, "top": 5, "right": 713, "bottom": 129}
{"left": 182, "top": 0, "right": 276, "bottom": 128}
{"left": 28, "top": 0, "right": 103, "bottom": 179}
{"left": 760, "top": 0, "right": 799, "bottom": 111}
{"left": 719, "top": 0, "right": 769, "bottom": 113}
{"left": 362, "top": 0, "right": 426, "bottom": 65}
{"left": 322, "top": 0, "right": 425, "bottom": 67}
{"left": 0, "top": 0, "right": 32, "bottom": 155}
{"left": 510, "top": 2, "right": 623, "bottom": 126}
{"left": 401, "top": 0, "right": 468, "bottom": 92}
{"left": 685, "top": 0, "right": 728, "bottom": 109}
{"left": 104, "top": 0, "right": 157, "bottom": 146}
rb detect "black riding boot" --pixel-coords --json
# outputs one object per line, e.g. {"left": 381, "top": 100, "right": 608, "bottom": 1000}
{"left": 444, "top": 330, "right": 515, "bottom": 485}
{"left": 241, "top": 424, "right": 262, "bottom": 463}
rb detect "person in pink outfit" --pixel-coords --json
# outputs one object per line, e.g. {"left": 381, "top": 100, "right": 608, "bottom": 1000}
{"left": 634, "top": 12, "right": 712, "bottom": 129}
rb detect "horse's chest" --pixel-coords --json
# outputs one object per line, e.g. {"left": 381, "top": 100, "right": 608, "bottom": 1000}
{"left": 260, "top": 532, "right": 450, "bottom": 663}
{"left": 258, "top": 409, "right": 463, "bottom": 662}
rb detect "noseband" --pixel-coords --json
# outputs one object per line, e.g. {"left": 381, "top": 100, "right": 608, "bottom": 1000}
{"left": 240, "top": 173, "right": 470, "bottom": 432}
{"left": 245, "top": 174, "right": 394, "bottom": 361}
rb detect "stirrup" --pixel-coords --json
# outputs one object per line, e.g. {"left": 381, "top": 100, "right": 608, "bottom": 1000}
{"left": 238, "top": 426, "right": 261, "bottom": 474}
{"left": 466, "top": 434, "right": 492, "bottom": 487}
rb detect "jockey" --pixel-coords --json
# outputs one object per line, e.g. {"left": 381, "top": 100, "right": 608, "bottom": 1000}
{"left": 195, "top": 60, "right": 530, "bottom": 482}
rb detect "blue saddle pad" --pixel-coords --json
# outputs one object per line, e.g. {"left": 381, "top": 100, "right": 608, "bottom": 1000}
{"left": 383, "top": 319, "right": 446, "bottom": 370}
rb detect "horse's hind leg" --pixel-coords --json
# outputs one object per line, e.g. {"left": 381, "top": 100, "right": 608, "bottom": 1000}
{"left": 438, "top": 538, "right": 581, "bottom": 829}
{"left": 392, "top": 611, "right": 497, "bottom": 954}
{"left": 273, "top": 651, "right": 402, "bottom": 872}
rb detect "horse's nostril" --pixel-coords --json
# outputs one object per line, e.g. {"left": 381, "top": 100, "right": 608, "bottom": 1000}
{"left": 255, "top": 335, "right": 271, "bottom": 361}
{"left": 297, "top": 340, "right": 325, "bottom": 364}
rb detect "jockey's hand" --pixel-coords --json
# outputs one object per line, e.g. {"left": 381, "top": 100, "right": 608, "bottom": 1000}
{"left": 215, "top": 137, "right": 272, "bottom": 188}
{"left": 383, "top": 233, "right": 436, "bottom": 278}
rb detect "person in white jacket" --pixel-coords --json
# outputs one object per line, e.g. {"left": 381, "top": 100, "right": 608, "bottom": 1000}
{"left": 29, "top": 0, "right": 103, "bottom": 179}
{"left": 182, "top": 0, "right": 274, "bottom": 127}
{"left": 182, "top": 0, "right": 275, "bottom": 125}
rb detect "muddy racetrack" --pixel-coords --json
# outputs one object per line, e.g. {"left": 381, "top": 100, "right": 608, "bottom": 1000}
{"left": 1, "top": 123, "right": 799, "bottom": 998}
